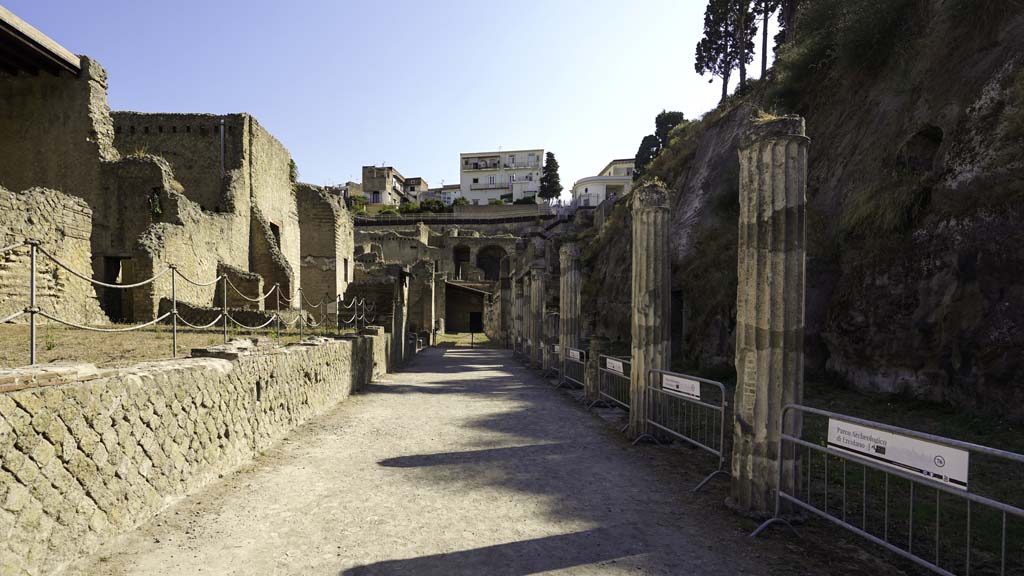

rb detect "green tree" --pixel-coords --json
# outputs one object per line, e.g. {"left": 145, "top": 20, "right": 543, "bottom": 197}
{"left": 757, "top": 0, "right": 783, "bottom": 78}
{"left": 453, "top": 197, "right": 470, "bottom": 207}
{"left": 420, "top": 199, "right": 446, "bottom": 213}
{"left": 696, "top": 0, "right": 757, "bottom": 101}
{"left": 398, "top": 201, "right": 420, "bottom": 214}
{"left": 655, "top": 111, "right": 686, "bottom": 147}
{"left": 488, "top": 198, "right": 504, "bottom": 205}
{"left": 539, "top": 152, "right": 562, "bottom": 200}
{"left": 348, "top": 195, "right": 368, "bottom": 212}
{"left": 634, "top": 134, "right": 661, "bottom": 180}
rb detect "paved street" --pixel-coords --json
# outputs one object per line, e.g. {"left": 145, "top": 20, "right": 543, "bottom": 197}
{"left": 70, "top": 347, "right": 897, "bottom": 575}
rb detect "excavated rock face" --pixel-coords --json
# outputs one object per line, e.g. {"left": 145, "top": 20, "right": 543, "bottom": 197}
{"left": 584, "top": 2, "right": 1024, "bottom": 418}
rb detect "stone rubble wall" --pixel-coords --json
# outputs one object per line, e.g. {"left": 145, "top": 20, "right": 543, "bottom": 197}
{"left": 297, "top": 184, "right": 355, "bottom": 303}
{"left": 0, "top": 336, "right": 385, "bottom": 575}
{"left": 0, "top": 187, "right": 107, "bottom": 326}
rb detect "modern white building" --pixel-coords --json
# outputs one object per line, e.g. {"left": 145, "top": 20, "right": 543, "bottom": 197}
{"left": 571, "top": 158, "right": 635, "bottom": 207}
{"left": 459, "top": 149, "right": 543, "bottom": 205}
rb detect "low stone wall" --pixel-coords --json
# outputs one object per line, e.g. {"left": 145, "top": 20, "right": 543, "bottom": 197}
{"left": 0, "top": 335, "right": 383, "bottom": 575}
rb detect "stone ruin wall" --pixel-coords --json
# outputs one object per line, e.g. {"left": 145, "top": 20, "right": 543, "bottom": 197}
{"left": 0, "top": 58, "right": 118, "bottom": 218}
{"left": 0, "top": 335, "right": 386, "bottom": 575}
{"left": 0, "top": 187, "right": 107, "bottom": 326}
{"left": 297, "top": 184, "right": 355, "bottom": 304}
{"left": 111, "top": 113, "right": 246, "bottom": 213}
{"left": 247, "top": 118, "right": 300, "bottom": 303}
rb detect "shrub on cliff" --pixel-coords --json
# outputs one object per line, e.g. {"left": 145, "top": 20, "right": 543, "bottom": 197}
{"left": 769, "top": 0, "right": 921, "bottom": 109}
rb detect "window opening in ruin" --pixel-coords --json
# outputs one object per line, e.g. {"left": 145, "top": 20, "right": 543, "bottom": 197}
{"left": 453, "top": 245, "right": 471, "bottom": 280}
{"left": 344, "top": 258, "right": 349, "bottom": 283}
{"left": 269, "top": 222, "right": 281, "bottom": 248}
{"left": 98, "top": 257, "right": 128, "bottom": 322}
{"left": 475, "top": 245, "right": 507, "bottom": 282}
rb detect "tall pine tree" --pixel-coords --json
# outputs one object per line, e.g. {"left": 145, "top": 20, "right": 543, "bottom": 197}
{"left": 757, "top": 0, "right": 782, "bottom": 79}
{"left": 696, "top": 0, "right": 758, "bottom": 100}
{"left": 539, "top": 152, "right": 562, "bottom": 201}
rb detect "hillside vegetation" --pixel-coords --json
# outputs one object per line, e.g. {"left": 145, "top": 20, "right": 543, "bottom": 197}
{"left": 583, "top": 0, "right": 1024, "bottom": 418}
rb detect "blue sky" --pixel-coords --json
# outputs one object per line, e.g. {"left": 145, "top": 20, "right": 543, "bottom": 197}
{"left": 7, "top": 0, "right": 776, "bottom": 199}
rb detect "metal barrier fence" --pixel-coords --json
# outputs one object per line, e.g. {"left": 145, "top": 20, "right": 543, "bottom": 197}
{"left": 591, "top": 355, "right": 631, "bottom": 411}
{"left": 511, "top": 336, "right": 523, "bottom": 358}
{"left": 542, "top": 343, "right": 560, "bottom": 379}
{"left": 635, "top": 369, "right": 729, "bottom": 492}
{"left": 0, "top": 238, "right": 375, "bottom": 365}
{"left": 560, "top": 346, "right": 586, "bottom": 389}
{"left": 752, "top": 404, "right": 1024, "bottom": 576}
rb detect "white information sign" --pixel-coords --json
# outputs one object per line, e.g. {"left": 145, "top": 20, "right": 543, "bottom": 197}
{"left": 827, "top": 419, "right": 969, "bottom": 490}
{"left": 568, "top": 349, "right": 582, "bottom": 362}
{"left": 662, "top": 374, "right": 701, "bottom": 400}
{"left": 605, "top": 358, "right": 624, "bottom": 375}
{"left": 554, "top": 345, "right": 560, "bottom": 354}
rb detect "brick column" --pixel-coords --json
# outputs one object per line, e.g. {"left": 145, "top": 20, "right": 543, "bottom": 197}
{"left": 629, "top": 182, "right": 672, "bottom": 438}
{"left": 730, "top": 116, "right": 809, "bottom": 515}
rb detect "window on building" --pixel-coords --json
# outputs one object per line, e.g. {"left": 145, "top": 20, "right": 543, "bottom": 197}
{"left": 508, "top": 154, "right": 515, "bottom": 165}
{"left": 511, "top": 174, "right": 516, "bottom": 182}
{"left": 372, "top": 191, "right": 381, "bottom": 203}
{"left": 472, "top": 178, "right": 479, "bottom": 184}
{"left": 473, "top": 199, "right": 480, "bottom": 205}
{"left": 488, "top": 175, "right": 494, "bottom": 185}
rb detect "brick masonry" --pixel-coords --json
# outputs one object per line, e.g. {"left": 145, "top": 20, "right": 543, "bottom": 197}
{"left": 0, "top": 186, "right": 107, "bottom": 326}
{"left": 0, "top": 335, "right": 386, "bottom": 575}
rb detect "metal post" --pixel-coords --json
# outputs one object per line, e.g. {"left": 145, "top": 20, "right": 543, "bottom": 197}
{"left": 222, "top": 275, "right": 228, "bottom": 343}
{"left": 336, "top": 294, "right": 341, "bottom": 336}
{"left": 275, "top": 283, "right": 280, "bottom": 339}
{"left": 28, "top": 239, "right": 37, "bottom": 365}
{"left": 323, "top": 292, "right": 329, "bottom": 336}
{"left": 170, "top": 265, "right": 178, "bottom": 358}
{"left": 298, "top": 287, "right": 304, "bottom": 340}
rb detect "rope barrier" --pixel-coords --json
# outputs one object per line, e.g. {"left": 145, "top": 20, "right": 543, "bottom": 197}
{"left": 280, "top": 314, "right": 303, "bottom": 326}
{"left": 175, "top": 313, "right": 224, "bottom": 330}
{"left": 38, "top": 246, "right": 172, "bottom": 289}
{"left": 0, "top": 242, "right": 25, "bottom": 255}
{"left": 39, "top": 310, "right": 172, "bottom": 332}
{"left": 176, "top": 271, "right": 223, "bottom": 287}
{"left": 0, "top": 310, "right": 25, "bottom": 324}
{"left": 225, "top": 313, "right": 277, "bottom": 330}
{"left": 226, "top": 278, "right": 277, "bottom": 302}
{"left": 301, "top": 293, "right": 327, "bottom": 309}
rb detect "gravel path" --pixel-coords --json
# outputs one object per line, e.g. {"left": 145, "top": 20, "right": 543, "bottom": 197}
{"left": 68, "top": 346, "right": 903, "bottom": 576}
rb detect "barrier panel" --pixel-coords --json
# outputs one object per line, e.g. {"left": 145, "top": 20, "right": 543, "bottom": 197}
{"left": 634, "top": 369, "right": 729, "bottom": 491}
{"left": 542, "top": 343, "right": 560, "bottom": 379}
{"left": 560, "top": 346, "right": 586, "bottom": 389}
{"left": 752, "top": 404, "right": 1024, "bottom": 576}
{"left": 591, "top": 355, "right": 631, "bottom": 413}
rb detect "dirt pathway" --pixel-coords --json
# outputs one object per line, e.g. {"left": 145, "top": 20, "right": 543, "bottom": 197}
{"left": 68, "top": 346, "right": 902, "bottom": 576}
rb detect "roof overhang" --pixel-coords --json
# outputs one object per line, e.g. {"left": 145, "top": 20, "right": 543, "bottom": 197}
{"left": 0, "top": 6, "right": 80, "bottom": 76}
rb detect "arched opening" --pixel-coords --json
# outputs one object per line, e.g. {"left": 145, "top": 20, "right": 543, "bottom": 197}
{"left": 475, "top": 245, "right": 508, "bottom": 281}
{"left": 453, "top": 244, "right": 471, "bottom": 279}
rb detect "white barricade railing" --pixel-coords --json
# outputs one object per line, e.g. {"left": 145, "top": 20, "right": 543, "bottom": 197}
{"left": 751, "top": 404, "right": 1024, "bottom": 576}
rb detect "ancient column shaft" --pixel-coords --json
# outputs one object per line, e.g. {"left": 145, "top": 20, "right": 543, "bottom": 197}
{"left": 530, "top": 266, "right": 545, "bottom": 367}
{"left": 730, "top": 116, "right": 809, "bottom": 515}
{"left": 559, "top": 242, "right": 581, "bottom": 371}
{"left": 629, "top": 183, "right": 672, "bottom": 438}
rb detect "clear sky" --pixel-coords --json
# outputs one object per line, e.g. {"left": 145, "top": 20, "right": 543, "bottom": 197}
{"left": 6, "top": 0, "right": 777, "bottom": 199}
